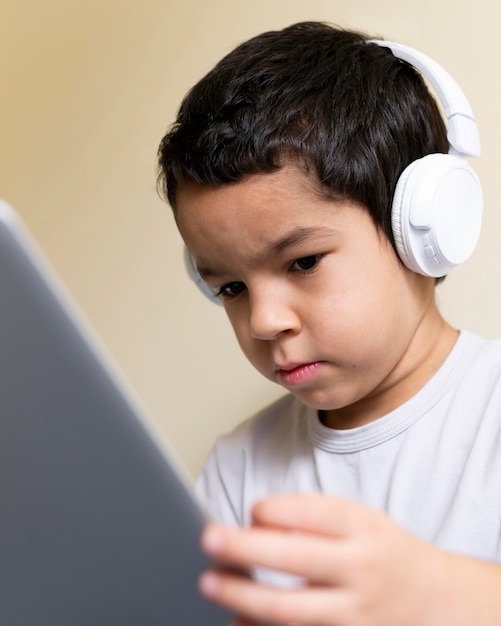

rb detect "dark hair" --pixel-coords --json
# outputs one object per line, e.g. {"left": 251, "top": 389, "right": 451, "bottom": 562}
{"left": 157, "top": 21, "right": 448, "bottom": 247}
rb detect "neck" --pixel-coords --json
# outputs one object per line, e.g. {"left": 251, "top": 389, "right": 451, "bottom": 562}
{"left": 322, "top": 313, "right": 458, "bottom": 430}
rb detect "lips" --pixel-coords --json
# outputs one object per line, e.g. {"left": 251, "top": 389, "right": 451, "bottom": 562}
{"left": 276, "top": 361, "right": 322, "bottom": 386}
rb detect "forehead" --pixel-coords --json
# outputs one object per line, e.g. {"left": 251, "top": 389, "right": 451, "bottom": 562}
{"left": 174, "top": 167, "right": 393, "bottom": 284}
{"left": 175, "top": 166, "right": 351, "bottom": 244}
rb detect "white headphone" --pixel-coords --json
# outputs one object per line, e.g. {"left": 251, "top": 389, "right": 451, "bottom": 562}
{"left": 372, "top": 40, "right": 483, "bottom": 278}
{"left": 184, "top": 39, "right": 483, "bottom": 301}
{"left": 184, "top": 245, "right": 223, "bottom": 304}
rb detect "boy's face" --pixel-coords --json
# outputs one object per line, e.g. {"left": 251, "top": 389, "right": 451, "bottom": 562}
{"left": 176, "top": 165, "right": 442, "bottom": 428}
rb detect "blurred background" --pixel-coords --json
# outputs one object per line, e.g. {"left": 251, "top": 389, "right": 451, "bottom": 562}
{"left": 1, "top": 0, "right": 499, "bottom": 479}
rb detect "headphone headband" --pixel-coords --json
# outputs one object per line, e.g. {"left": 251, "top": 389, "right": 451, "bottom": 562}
{"left": 370, "top": 40, "right": 481, "bottom": 158}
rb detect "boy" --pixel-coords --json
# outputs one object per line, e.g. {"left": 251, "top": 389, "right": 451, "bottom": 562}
{"left": 157, "top": 22, "right": 501, "bottom": 626}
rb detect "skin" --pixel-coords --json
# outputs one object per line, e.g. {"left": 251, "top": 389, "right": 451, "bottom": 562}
{"left": 175, "top": 166, "right": 501, "bottom": 625}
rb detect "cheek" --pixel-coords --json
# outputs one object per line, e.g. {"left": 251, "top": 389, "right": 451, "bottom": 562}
{"left": 310, "top": 265, "right": 407, "bottom": 349}
{"left": 225, "top": 308, "right": 254, "bottom": 351}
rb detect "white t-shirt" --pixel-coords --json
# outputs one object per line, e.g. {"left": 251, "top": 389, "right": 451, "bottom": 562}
{"left": 196, "top": 330, "right": 501, "bottom": 563}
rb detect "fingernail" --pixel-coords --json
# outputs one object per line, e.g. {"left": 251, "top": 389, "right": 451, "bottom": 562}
{"left": 199, "top": 571, "right": 221, "bottom": 597}
{"left": 201, "top": 524, "right": 226, "bottom": 554}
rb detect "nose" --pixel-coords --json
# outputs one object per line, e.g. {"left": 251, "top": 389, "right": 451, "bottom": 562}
{"left": 248, "top": 288, "right": 300, "bottom": 340}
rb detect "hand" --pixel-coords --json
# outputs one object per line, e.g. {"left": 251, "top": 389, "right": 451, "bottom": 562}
{"left": 199, "top": 494, "right": 497, "bottom": 626}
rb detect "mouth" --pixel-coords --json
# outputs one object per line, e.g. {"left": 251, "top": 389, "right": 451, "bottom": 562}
{"left": 276, "top": 361, "right": 323, "bottom": 387}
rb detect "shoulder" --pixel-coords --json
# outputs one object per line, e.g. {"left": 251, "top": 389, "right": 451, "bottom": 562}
{"left": 195, "top": 394, "right": 312, "bottom": 525}
{"left": 457, "top": 330, "right": 501, "bottom": 381}
{"left": 212, "top": 393, "right": 309, "bottom": 464}
{"left": 439, "top": 330, "right": 501, "bottom": 431}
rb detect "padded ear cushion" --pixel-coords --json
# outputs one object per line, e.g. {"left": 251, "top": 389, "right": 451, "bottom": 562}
{"left": 183, "top": 246, "right": 223, "bottom": 305}
{"left": 391, "top": 160, "right": 420, "bottom": 273}
{"left": 391, "top": 153, "right": 483, "bottom": 277}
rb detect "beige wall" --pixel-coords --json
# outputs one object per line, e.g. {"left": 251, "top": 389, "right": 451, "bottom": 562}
{"left": 1, "top": 0, "right": 500, "bottom": 478}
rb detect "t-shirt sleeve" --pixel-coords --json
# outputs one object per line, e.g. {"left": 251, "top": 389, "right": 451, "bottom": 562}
{"left": 194, "top": 393, "right": 303, "bottom": 528}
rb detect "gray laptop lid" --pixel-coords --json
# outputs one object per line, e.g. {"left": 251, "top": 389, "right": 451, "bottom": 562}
{"left": 0, "top": 200, "right": 230, "bottom": 625}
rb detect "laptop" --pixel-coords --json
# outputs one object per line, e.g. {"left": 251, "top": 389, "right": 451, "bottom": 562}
{"left": 0, "top": 200, "right": 231, "bottom": 625}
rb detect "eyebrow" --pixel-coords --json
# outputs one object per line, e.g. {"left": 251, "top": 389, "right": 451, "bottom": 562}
{"left": 197, "top": 225, "right": 336, "bottom": 280}
{"left": 269, "top": 226, "right": 333, "bottom": 254}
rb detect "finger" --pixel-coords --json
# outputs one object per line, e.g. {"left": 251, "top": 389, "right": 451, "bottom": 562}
{"left": 200, "top": 569, "right": 347, "bottom": 626}
{"left": 201, "top": 522, "right": 351, "bottom": 584}
{"left": 251, "top": 494, "right": 385, "bottom": 537}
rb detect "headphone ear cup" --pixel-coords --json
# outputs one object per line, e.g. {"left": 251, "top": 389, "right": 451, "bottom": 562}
{"left": 183, "top": 246, "right": 223, "bottom": 305}
{"left": 391, "top": 153, "right": 483, "bottom": 277}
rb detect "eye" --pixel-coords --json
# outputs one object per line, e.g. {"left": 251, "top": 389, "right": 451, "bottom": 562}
{"left": 217, "top": 281, "right": 247, "bottom": 298}
{"left": 291, "top": 254, "right": 322, "bottom": 272}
